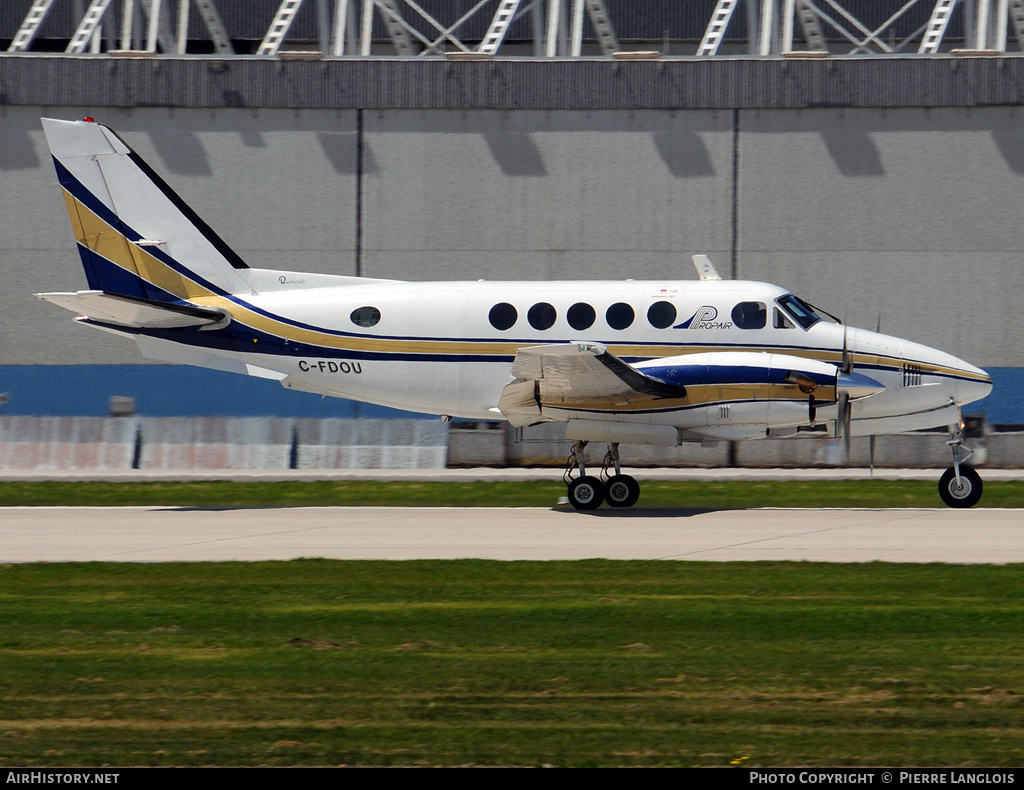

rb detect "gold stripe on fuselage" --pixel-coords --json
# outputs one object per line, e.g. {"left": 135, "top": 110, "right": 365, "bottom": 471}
{"left": 66, "top": 191, "right": 990, "bottom": 384}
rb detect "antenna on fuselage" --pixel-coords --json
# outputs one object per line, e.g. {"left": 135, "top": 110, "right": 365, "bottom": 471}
{"left": 692, "top": 254, "right": 723, "bottom": 281}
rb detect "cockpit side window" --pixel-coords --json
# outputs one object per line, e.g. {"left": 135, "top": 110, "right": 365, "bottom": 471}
{"left": 731, "top": 301, "right": 766, "bottom": 329}
{"left": 773, "top": 307, "right": 794, "bottom": 329}
{"left": 776, "top": 294, "right": 822, "bottom": 330}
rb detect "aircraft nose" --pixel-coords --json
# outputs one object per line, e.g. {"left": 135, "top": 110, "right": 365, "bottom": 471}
{"left": 956, "top": 363, "right": 993, "bottom": 407}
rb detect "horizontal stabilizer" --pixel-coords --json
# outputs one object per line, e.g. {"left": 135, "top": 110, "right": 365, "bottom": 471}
{"left": 36, "top": 290, "right": 227, "bottom": 329}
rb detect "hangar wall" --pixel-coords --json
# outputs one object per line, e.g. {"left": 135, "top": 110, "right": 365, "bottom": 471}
{"left": 5, "top": 102, "right": 1022, "bottom": 377}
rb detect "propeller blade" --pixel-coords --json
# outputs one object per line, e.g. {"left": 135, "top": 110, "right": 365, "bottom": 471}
{"left": 840, "top": 391, "right": 852, "bottom": 461}
{"left": 869, "top": 435, "right": 876, "bottom": 476}
{"left": 841, "top": 325, "right": 852, "bottom": 374}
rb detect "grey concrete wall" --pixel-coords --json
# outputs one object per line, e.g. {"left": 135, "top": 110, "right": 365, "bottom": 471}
{"left": 3, "top": 104, "right": 1021, "bottom": 370}
{"left": 739, "top": 107, "right": 1024, "bottom": 366}
{"left": 360, "top": 109, "right": 735, "bottom": 280}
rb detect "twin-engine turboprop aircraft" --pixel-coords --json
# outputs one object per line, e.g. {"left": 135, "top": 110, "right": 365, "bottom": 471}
{"left": 37, "top": 118, "right": 994, "bottom": 509}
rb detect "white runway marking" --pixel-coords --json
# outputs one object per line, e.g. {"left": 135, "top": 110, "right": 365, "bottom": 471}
{"left": 1, "top": 507, "right": 1020, "bottom": 563}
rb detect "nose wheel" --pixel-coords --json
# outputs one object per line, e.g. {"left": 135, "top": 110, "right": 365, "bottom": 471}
{"left": 940, "top": 420, "right": 983, "bottom": 508}
{"left": 939, "top": 465, "right": 982, "bottom": 508}
{"left": 563, "top": 441, "right": 641, "bottom": 510}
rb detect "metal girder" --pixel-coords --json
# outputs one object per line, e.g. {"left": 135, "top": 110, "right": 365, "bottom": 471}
{"left": 585, "top": 0, "right": 618, "bottom": 55}
{"left": 14, "top": 0, "right": 1024, "bottom": 59}
{"left": 66, "top": 0, "right": 115, "bottom": 53}
{"left": 479, "top": 0, "right": 522, "bottom": 54}
{"left": 258, "top": 0, "right": 305, "bottom": 55}
{"left": 191, "top": 0, "right": 234, "bottom": 54}
{"left": 920, "top": 0, "right": 960, "bottom": 52}
{"left": 1009, "top": 0, "right": 1024, "bottom": 49}
{"left": 8, "top": 0, "right": 58, "bottom": 52}
{"left": 794, "top": 0, "right": 827, "bottom": 50}
{"left": 697, "top": 0, "right": 740, "bottom": 56}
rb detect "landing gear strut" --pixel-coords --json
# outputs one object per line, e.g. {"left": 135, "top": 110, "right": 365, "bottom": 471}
{"left": 563, "top": 441, "right": 641, "bottom": 510}
{"left": 602, "top": 443, "right": 640, "bottom": 508}
{"left": 939, "top": 420, "right": 983, "bottom": 508}
{"left": 564, "top": 440, "right": 604, "bottom": 510}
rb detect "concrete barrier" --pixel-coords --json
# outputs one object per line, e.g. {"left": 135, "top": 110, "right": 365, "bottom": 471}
{"left": 138, "top": 417, "right": 294, "bottom": 470}
{"left": 0, "top": 416, "right": 137, "bottom": 469}
{"left": 296, "top": 418, "right": 448, "bottom": 469}
{"left": 0, "top": 415, "right": 1020, "bottom": 470}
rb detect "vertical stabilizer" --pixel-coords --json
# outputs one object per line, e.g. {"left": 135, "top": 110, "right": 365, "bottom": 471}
{"left": 42, "top": 117, "right": 253, "bottom": 302}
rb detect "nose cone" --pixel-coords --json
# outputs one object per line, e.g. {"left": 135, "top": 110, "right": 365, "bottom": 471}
{"left": 837, "top": 370, "right": 885, "bottom": 400}
{"left": 955, "top": 361, "right": 993, "bottom": 407}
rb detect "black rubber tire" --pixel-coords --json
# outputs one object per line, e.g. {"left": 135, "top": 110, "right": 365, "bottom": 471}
{"left": 604, "top": 474, "right": 640, "bottom": 508}
{"left": 938, "top": 465, "right": 983, "bottom": 508}
{"left": 567, "top": 476, "right": 604, "bottom": 510}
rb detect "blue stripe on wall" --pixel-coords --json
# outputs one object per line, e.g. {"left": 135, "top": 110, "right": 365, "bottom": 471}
{"left": 0, "top": 365, "right": 429, "bottom": 419}
{"left": 0, "top": 365, "right": 1019, "bottom": 424}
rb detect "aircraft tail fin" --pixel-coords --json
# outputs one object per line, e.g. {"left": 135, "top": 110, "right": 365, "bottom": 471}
{"left": 41, "top": 117, "right": 253, "bottom": 303}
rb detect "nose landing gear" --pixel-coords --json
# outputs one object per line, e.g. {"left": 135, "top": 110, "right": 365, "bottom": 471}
{"left": 563, "top": 441, "right": 641, "bottom": 510}
{"left": 939, "top": 421, "right": 983, "bottom": 508}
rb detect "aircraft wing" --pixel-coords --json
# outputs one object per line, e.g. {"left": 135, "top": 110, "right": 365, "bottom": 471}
{"left": 37, "top": 290, "right": 227, "bottom": 329}
{"left": 498, "top": 343, "right": 684, "bottom": 427}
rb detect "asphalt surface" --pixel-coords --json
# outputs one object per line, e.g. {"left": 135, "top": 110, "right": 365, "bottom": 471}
{"left": 2, "top": 505, "right": 1020, "bottom": 563}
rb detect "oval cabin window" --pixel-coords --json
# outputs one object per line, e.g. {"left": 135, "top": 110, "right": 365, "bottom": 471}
{"left": 567, "top": 302, "right": 596, "bottom": 331}
{"left": 488, "top": 302, "right": 518, "bottom": 331}
{"left": 350, "top": 306, "right": 381, "bottom": 327}
{"left": 606, "top": 302, "right": 635, "bottom": 330}
{"left": 528, "top": 302, "right": 557, "bottom": 330}
{"left": 647, "top": 301, "right": 677, "bottom": 329}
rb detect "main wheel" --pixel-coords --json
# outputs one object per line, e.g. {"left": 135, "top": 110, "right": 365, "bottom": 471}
{"left": 604, "top": 474, "right": 640, "bottom": 508}
{"left": 567, "top": 476, "right": 604, "bottom": 510}
{"left": 938, "top": 465, "right": 983, "bottom": 508}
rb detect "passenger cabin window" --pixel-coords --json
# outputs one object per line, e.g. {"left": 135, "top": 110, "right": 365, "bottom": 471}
{"left": 528, "top": 302, "right": 556, "bottom": 330}
{"left": 647, "top": 301, "right": 677, "bottom": 329}
{"left": 567, "top": 302, "right": 596, "bottom": 331}
{"left": 776, "top": 294, "right": 822, "bottom": 330}
{"left": 731, "top": 301, "right": 766, "bottom": 329}
{"left": 773, "top": 307, "right": 794, "bottom": 329}
{"left": 489, "top": 302, "right": 518, "bottom": 330}
{"left": 606, "top": 302, "right": 635, "bottom": 330}
{"left": 350, "top": 306, "right": 381, "bottom": 327}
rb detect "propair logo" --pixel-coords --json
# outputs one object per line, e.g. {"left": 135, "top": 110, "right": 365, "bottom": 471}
{"left": 676, "top": 306, "right": 732, "bottom": 330}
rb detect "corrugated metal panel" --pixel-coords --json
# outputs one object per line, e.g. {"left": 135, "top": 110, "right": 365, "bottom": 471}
{"left": 2, "top": 55, "right": 1024, "bottom": 110}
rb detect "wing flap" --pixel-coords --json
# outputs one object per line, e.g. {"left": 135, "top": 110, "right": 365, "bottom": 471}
{"left": 36, "top": 290, "right": 227, "bottom": 329}
{"left": 499, "top": 343, "right": 684, "bottom": 427}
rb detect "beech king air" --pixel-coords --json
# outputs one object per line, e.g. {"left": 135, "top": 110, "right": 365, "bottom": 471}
{"left": 37, "top": 117, "right": 994, "bottom": 509}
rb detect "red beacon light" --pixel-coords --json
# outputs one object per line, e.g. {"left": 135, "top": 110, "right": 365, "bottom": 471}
{"left": 82, "top": 117, "right": 95, "bottom": 123}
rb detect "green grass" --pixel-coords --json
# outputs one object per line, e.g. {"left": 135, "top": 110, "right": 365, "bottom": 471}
{"left": 1, "top": 561, "right": 1022, "bottom": 766}
{"left": 2, "top": 478, "right": 1024, "bottom": 508}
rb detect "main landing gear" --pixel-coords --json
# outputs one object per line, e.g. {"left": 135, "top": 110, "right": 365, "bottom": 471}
{"left": 564, "top": 440, "right": 640, "bottom": 510}
{"left": 939, "top": 421, "right": 983, "bottom": 508}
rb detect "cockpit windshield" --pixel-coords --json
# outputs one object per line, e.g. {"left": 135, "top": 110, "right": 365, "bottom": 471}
{"left": 776, "top": 294, "right": 826, "bottom": 330}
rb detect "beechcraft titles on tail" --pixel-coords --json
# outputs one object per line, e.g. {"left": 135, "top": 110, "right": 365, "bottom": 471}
{"left": 37, "top": 118, "right": 994, "bottom": 509}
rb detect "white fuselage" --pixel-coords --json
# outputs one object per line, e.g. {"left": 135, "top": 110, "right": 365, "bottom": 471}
{"left": 144, "top": 276, "right": 992, "bottom": 440}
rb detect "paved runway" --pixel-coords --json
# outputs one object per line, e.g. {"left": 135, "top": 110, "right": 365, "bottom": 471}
{"left": 1, "top": 506, "right": 1020, "bottom": 563}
